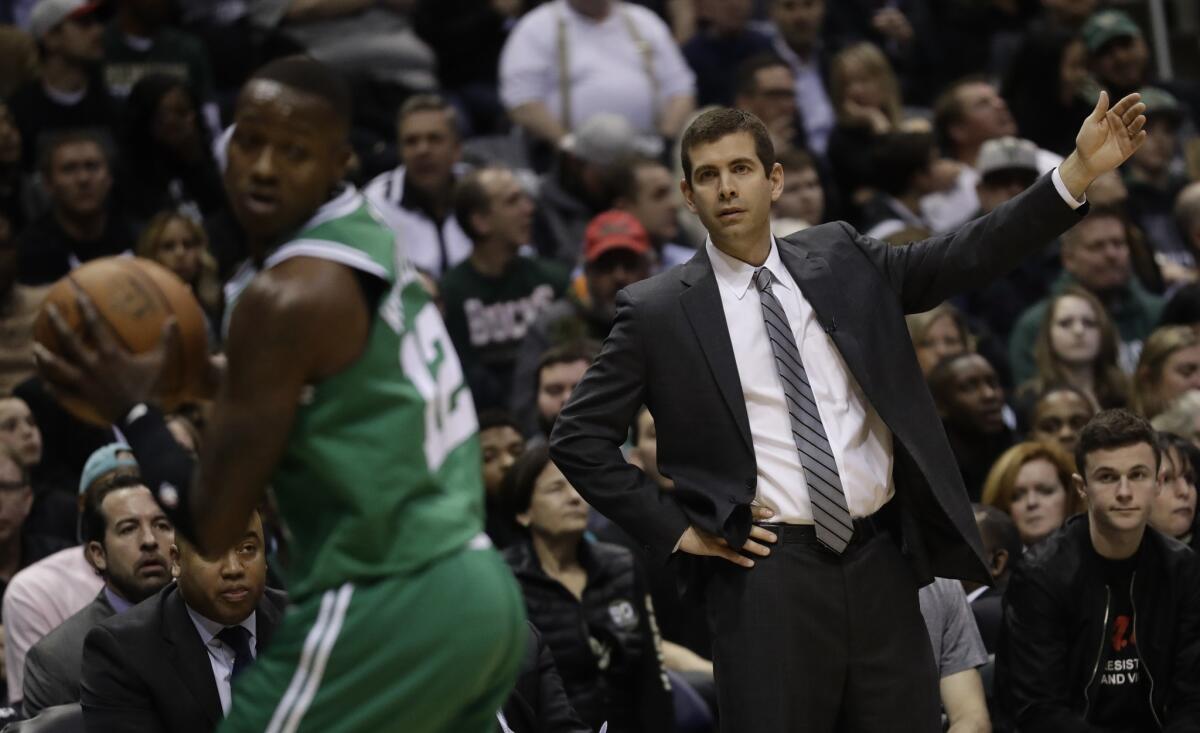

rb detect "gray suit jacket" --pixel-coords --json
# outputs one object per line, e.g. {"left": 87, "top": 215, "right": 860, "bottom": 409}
{"left": 21, "top": 591, "right": 114, "bottom": 716}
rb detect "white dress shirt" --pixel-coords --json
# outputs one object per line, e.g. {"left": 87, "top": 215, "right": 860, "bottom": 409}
{"left": 706, "top": 238, "right": 894, "bottom": 523}
{"left": 186, "top": 606, "right": 258, "bottom": 716}
{"left": 703, "top": 168, "right": 1085, "bottom": 525}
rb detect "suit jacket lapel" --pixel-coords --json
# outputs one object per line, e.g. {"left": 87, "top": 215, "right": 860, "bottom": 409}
{"left": 162, "top": 588, "right": 223, "bottom": 727}
{"left": 777, "top": 241, "right": 875, "bottom": 395}
{"left": 678, "top": 253, "right": 753, "bottom": 452}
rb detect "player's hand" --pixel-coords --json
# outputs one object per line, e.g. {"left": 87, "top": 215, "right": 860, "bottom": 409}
{"left": 677, "top": 505, "right": 777, "bottom": 567}
{"left": 33, "top": 283, "right": 178, "bottom": 423}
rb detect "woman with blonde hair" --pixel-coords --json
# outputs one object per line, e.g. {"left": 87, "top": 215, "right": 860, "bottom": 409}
{"left": 1133, "top": 325, "right": 1200, "bottom": 418}
{"left": 136, "top": 210, "right": 223, "bottom": 335}
{"left": 906, "top": 302, "right": 973, "bottom": 376}
{"left": 1019, "top": 286, "right": 1129, "bottom": 411}
{"left": 826, "top": 42, "right": 912, "bottom": 208}
{"left": 982, "top": 440, "right": 1080, "bottom": 548}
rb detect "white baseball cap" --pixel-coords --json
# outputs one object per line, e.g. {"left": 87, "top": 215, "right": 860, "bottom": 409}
{"left": 29, "top": 0, "right": 101, "bottom": 40}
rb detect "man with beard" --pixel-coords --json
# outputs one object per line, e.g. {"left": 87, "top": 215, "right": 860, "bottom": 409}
{"left": 22, "top": 476, "right": 173, "bottom": 716}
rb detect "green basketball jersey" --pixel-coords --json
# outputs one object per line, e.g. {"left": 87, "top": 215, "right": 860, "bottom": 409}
{"left": 228, "top": 187, "right": 484, "bottom": 600}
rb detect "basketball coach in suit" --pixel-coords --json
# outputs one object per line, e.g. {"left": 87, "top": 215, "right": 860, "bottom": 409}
{"left": 550, "top": 92, "right": 1147, "bottom": 732}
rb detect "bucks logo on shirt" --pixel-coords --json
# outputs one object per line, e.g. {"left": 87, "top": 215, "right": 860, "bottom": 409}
{"left": 226, "top": 186, "right": 483, "bottom": 600}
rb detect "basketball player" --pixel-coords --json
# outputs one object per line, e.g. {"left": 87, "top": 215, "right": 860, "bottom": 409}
{"left": 34, "top": 58, "right": 525, "bottom": 732}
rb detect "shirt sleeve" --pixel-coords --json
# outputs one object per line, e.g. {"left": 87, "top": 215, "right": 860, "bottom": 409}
{"left": 936, "top": 579, "right": 990, "bottom": 678}
{"left": 499, "top": 8, "right": 557, "bottom": 110}
{"left": 1051, "top": 168, "right": 1087, "bottom": 210}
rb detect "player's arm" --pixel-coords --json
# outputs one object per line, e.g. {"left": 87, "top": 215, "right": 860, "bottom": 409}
{"left": 35, "top": 257, "right": 370, "bottom": 555}
{"left": 188, "top": 257, "right": 370, "bottom": 553}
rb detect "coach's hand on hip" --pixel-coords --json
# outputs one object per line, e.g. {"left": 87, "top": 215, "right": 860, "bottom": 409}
{"left": 1059, "top": 90, "right": 1147, "bottom": 200}
{"left": 677, "top": 505, "right": 778, "bottom": 568}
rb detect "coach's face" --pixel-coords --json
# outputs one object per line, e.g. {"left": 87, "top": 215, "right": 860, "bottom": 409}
{"left": 682, "top": 132, "right": 782, "bottom": 249}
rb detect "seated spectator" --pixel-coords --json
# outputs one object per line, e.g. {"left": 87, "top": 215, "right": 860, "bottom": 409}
{"left": 117, "top": 74, "right": 225, "bottom": 226}
{"left": 1010, "top": 209, "right": 1165, "bottom": 383}
{"left": 136, "top": 210, "right": 223, "bottom": 336}
{"left": 0, "top": 100, "right": 25, "bottom": 234}
{"left": 906, "top": 302, "right": 972, "bottom": 377}
{"left": 1017, "top": 287, "right": 1130, "bottom": 413}
{"left": 479, "top": 410, "right": 526, "bottom": 550}
{"left": 733, "top": 54, "right": 803, "bottom": 156}
{"left": 500, "top": 445, "right": 673, "bottom": 733}
{"left": 1082, "top": 10, "right": 1149, "bottom": 100}
{"left": 0, "top": 445, "right": 68, "bottom": 607}
{"left": 1133, "top": 325, "right": 1200, "bottom": 419}
{"left": 1174, "top": 183, "right": 1200, "bottom": 282}
{"left": 412, "top": 0, "right": 518, "bottom": 137}
{"left": 9, "top": 0, "right": 113, "bottom": 171}
{"left": 764, "top": 0, "right": 835, "bottom": 157}
{"left": 520, "top": 341, "right": 598, "bottom": 442}
{"left": 1001, "top": 27, "right": 1092, "bottom": 157}
{"left": 859, "top": 131, "right": 938, "bottom": 239}
{"left": 1026, "top": 383, "right": 1096, "bottom": 455}
{"left": 81, "top": 510, "right": 284, "bottom": 731}
{"left": 929, "top": 353, "right": 1014, "bottom": 501}
{"left": 499, "top": 0, "right": 695, "bottom": 149}
{"left": 610, "top": 155, "right": 695, "bottom": 271}
{"left": 511, "top": 211, "right": 650, "bottom": 432}
{"left": 961, "top": 137, "right": 1062, "bottom": 344}
{"left": 0, "top": 396, "right": 75, "bottom": 542}
{"left": 101, "top": 0, "right": 218, "bottom": 135}
{"left": 15, "top": 129, "right": 134, "bottom": 286}
{"left": 1124, "top": 87, "right": 1192, "bottom": 281}
{"left": 499, "top": 621, "right": 590, "bottom": 733}
{"left": 925, "top": 78, "right": 1062, "bottom": 233}
{"left": 998, "top": 409, "right": 1200, "bottom": 732}
{"left": 981, "top": 440, "right": 1080, "bottom": 548}
{"left": 21, "top": 476, "right": 172, "bottom": 717}
{"left": 442, "top": 166, "right": 568, "bottom": 410}
{"left": 771, "top": 148, "right": 825, "bottom": 231}
{"left": 1150, "top": 432, "right": 1199, "bottom": 551}
{"left": 1151, "top": 389, "right": 1200, "bottom": 448}
{"left": 965, "top": 504, "right": 1022, "bottom": 654}
{"left": 364, "top": 94, "right": 472, "bottom": 279}
{"left": 2, "top": 442, "right": 132, "bottom": 705}
{"left": 917, "top": 578, "right": 990, "bottom": 733}
{"left": 533, "top": 114, "right": 662, "bottom": 268}
{"left": 825, "top": 42, "right": 906, "bottom": 209}
{"left": 683, "top": 0, "right": 773, "bottom": 107}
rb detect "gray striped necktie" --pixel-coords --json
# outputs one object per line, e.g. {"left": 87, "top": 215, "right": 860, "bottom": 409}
{"left": 754, "top": 267, "right": 853, "bottom": 553}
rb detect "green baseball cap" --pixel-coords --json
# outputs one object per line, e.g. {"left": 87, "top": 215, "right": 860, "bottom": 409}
{"left": 1082, "top": 10, "right": 1142, "bottom": 53}
{"left": 1138, "top": 86, "right": 1182, "bottom": 121}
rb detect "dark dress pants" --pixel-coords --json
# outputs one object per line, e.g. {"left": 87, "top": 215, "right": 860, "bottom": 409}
{"left": 706, "top": 524, "right": 941, "bottom": 733}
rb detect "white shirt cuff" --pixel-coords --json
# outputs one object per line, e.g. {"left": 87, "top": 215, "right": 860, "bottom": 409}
{"left": 1051, "top": 167, "right": 1086, "bottom": 210}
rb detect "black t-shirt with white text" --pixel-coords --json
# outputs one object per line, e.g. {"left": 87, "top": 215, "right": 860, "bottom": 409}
{"left": 1088, "top": 548, "right": 1157, "bottom": 731}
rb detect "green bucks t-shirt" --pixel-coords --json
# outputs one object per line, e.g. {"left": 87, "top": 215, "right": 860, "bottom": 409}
{"left": 440, "top": 255, "right": 568, "bottom": 409}
{"left": 228, "top": 187, "right": 484, "bottom": 600}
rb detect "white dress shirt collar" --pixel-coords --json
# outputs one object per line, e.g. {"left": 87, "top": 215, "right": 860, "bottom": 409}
{"left": 186, "top": 604, "right": 258, "bottom": 647}
{"left": 705, "top": 236, "right": 791, "bottom": 301}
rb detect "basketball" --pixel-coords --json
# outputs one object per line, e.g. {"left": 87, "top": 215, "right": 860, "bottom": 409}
{"left": 33, "top": 257, "right": 212, "bottom": 426}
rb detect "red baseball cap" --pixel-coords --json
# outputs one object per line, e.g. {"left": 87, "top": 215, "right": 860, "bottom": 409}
{"left": 584, "top": 211, "right": 651, "bottom": 263}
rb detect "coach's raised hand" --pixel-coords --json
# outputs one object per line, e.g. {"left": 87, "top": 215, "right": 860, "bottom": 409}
{"left": 1059, "top": 90, "right": 1147, "bottom": 201}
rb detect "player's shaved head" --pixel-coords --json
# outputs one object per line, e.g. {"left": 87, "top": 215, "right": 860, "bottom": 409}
{"left": 247, "top": 56, "right": 352, "bottom": 133}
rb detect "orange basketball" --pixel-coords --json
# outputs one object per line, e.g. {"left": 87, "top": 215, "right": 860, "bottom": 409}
{"left": 33, "top": 256, "right": 212, "bottom": 426}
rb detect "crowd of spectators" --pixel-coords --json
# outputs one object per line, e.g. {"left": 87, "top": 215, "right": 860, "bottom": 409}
{"left": 0, "top": 0, "right": 1198, "bottom": 731}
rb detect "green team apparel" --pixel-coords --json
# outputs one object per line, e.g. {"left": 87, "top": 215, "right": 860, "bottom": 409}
{"left": 219, "top": 187, "right": 525, "bottom": 733}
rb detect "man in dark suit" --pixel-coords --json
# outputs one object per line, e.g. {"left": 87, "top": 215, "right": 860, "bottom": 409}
{"left": 79, "top": 510, "right": 283, "bottom": 733}
{"left": 22, "top": 476, "right": 174, "bottom": 717}
{"left": 550, "top": 93, "right": 1147, "bottom": 732}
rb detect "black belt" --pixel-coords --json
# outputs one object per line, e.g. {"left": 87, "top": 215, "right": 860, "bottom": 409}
{"left": 759, "top": 512, "right": 890, "bottom": 549}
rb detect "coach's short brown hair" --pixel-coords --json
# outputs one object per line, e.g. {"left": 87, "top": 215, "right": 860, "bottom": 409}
{"left": 680, "top": 108, "right": 775, "bottom": 186}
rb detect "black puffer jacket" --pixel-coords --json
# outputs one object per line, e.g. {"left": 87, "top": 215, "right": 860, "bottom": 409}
{"left": 504, "top": 538, "right": 674, "bottom": 733}
{"left": 996, "top": 515, "right": 1200, "bottom": 732}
